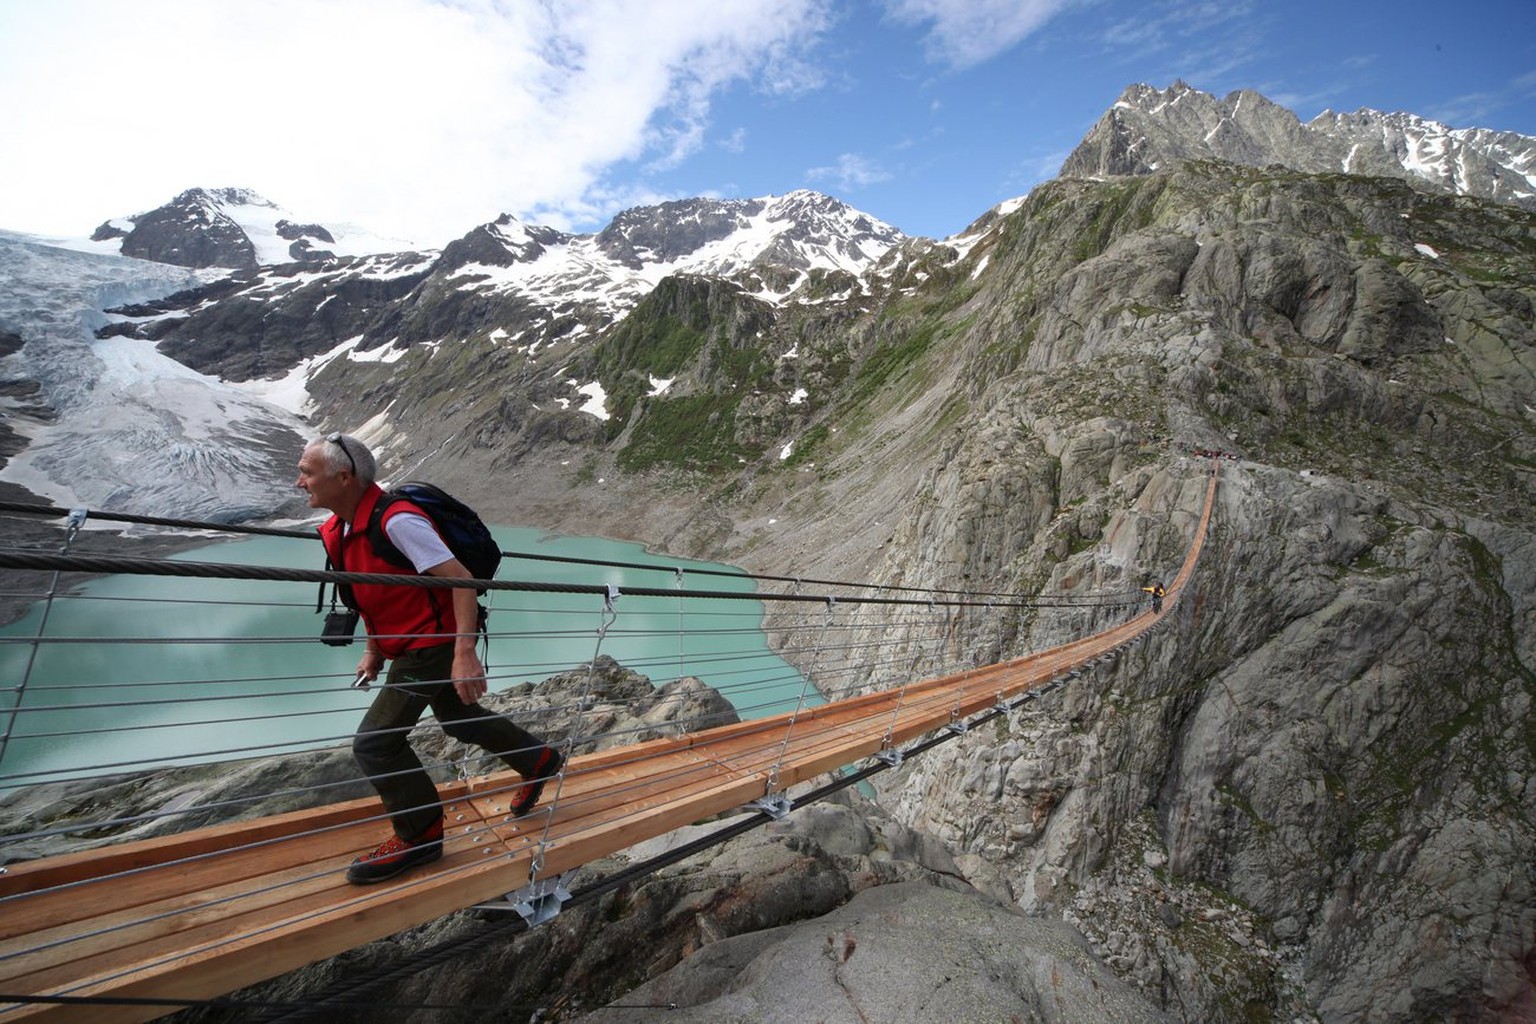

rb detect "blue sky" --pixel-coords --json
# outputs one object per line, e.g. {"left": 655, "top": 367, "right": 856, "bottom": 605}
{"left": 1, "top": 0, "right": 1533, "bottom": 246}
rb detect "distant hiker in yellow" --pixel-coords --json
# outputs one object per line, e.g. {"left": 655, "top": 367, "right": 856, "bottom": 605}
{"left": 1141, "top": 582, "right": 1166, "bottom": 613}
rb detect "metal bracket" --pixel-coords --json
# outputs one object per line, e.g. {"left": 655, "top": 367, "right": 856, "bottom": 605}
{"left": 945, "top": 719, "right": 970, "bottom": 735}
{"left": 753, "top": 792, "right": 792, "bottom": 819}
{"left": 875, "top": 748, "right": 903, "bottom": 767}
{"left": 475, "top": 870, "right": 574, "bottom": 926}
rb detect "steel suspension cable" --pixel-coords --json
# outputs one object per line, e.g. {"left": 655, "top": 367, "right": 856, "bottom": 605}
{"left": 2, "top": 498, "right": 1146, "bottom": 606}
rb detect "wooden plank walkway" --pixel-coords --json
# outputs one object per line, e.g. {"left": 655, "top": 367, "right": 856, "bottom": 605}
{"left": 0, "top": 466, "right": 1218, "bottom": 1022}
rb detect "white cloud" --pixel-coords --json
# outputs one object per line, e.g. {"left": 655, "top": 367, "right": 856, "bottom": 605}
{"left": 882, "top": 0, "right": 1076, "bottom": 69}
{"left": 807, "top": 153, "right": 892, "bottom": 191}
{"left": 720, "top": 127, "right": 749, "bottom": 154}
{"left": 0, "top": 0, "right": 828, "bottom": 245}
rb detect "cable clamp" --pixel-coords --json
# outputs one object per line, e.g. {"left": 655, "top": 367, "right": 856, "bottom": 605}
{"left": 875, "top": 748, "right": 903, "bottom": 767}
{"left": 476, "top": 869, "right": 576, "bottom": 925}
{"left": 945, "top": 719, "right": 970, "bottom": 735}
{"left": 753, "top": 792, "right": 792, "bottom": 819}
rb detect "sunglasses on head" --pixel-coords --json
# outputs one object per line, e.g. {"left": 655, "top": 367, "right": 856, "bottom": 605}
{"left": 326, "top": 433, "right": 357, "bottom": 476}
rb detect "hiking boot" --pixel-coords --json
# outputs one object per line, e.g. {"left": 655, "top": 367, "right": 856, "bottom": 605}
{"left": 511, "top": 747, "right": 563, "bottom": 817}
{"left": 346, "top": 817, "right": 444, "bottom": 885}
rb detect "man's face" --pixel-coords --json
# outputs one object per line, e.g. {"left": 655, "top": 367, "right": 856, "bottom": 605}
{"left": 295, "top": 443, "right": 348, "bottom": 511}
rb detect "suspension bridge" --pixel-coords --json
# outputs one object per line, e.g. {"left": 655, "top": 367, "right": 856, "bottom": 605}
{"left": 0, "top": 460, "right": 1219, "bottom": 1022}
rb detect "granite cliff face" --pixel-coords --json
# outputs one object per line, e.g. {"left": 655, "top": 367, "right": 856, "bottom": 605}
{"left": 805, "top": 166, "right": 1536, "bottom": 1022}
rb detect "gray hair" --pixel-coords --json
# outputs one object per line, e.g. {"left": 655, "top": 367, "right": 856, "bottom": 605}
{"left": 312, "top": 432, "right": 377, "bottom": 486}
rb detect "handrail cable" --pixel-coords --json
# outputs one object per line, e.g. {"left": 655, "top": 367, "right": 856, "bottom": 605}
{"left": 0, "top": 547, "right": 1144, "bottom": 611}
{"left": 0, "top": 617, "right": 1036, "bottom": 795}
{"left": 0, "top": 497, "right": 1132, "bottom": 604}
{"left": 0, "top": 621, "right": 1069, "bottom": 793}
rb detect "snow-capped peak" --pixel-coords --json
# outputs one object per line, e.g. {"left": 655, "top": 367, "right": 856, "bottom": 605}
{"left": 49, "top": 187, "right": 418, "bottom": 269}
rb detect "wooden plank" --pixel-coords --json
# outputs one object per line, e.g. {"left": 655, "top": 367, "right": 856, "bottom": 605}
{"left": 0, "top": 779, "right": 475, "bottom": 901}
{"left": 0, "top": 797, "right": 488, "bottom": 986}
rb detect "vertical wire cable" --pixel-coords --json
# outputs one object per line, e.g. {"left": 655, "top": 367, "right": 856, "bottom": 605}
{"left": 0, "top": 509, "right": 86, "bottom": 769}
{"left": 458, "top": 561, "right": 504, "bottom": 783}
{"left": 673, "top": 567, "right": 686, "bottom": 723}
{"left": 878, "top": 597, "right": 932, "bottom": 756}
{"left": 526, "top": 584, "right": 618, "bottom": 880}
{"left": 763, "top": 595, "right": 835, "bottom": 799}
{"left": 943, "top": 600, "right": 972, "bottom": 727}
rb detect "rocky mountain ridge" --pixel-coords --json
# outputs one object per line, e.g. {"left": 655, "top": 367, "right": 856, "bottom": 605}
{"left": 93, "top": 188, "right": 908, "bottom": 389}
{"left": 1063, "top": 80, "right": 1536, "bottom": 211}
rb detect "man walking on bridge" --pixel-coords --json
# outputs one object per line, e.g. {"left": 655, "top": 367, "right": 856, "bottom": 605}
{"left": 1141, "top": 581, "right": 1166, "bottom": 614}
{"left": 298, "top": 433, "right": 562, "bottom": 884}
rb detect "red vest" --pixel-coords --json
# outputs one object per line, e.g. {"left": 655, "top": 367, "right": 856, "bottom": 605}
{"left": 318, "top": 484, "right": 451, "bottom": 657}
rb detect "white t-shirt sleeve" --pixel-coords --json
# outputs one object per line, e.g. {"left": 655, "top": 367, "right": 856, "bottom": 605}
{"left": 382, "top": 511, "right": 456, "bottom": 573}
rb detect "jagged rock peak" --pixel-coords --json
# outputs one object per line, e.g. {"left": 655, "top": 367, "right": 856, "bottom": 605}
{"left": 1062, "top": 81, "right": 1536, "bottom": 211}
{"left": 90, "top": 186, "right": 276, "bottom": 270}
{"left": 595, "top": 189, "right": 906, "bottom": 272}
{"left": 438, "top": 213, "right": 571, "bottom": 271}
{"left": 88, "top": 187, "right": 408, "bottom": 270}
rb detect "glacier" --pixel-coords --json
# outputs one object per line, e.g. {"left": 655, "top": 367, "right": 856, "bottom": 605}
{"left": 0, "top": 230, "right": 311, "bottom": 522}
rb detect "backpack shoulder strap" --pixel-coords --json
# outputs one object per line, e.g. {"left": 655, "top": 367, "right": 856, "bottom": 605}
{"left": 365, "top": 492, "right": 426, "bottom": 571}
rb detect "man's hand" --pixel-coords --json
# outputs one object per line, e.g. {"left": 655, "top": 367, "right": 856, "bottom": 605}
{"left": 452, "top": 649, "right": 488, "bottom": 704}
{"left": 422, "top": 556, "right": 489, "bottom": 704}
{"left": 355, "top": 648, "right": 384, "bottom": 686}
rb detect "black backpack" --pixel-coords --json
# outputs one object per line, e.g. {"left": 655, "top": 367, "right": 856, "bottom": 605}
{"left": 365, "top": 482, "right": 503, "bottom": 590}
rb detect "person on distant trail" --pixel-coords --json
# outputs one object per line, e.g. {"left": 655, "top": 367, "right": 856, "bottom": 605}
{"left": 297, "top": 432, "right": 562, "bottom": 885}
{"left": 1141, "top": 581, "right": 1166, "bottom": 614}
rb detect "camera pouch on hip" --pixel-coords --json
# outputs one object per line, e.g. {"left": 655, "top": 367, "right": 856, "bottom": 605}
{"left": 317, "top": 552, "right": 359, "bottom": 646}
{"left": 321, "top": 608, "right": 359, "bottom": 646}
